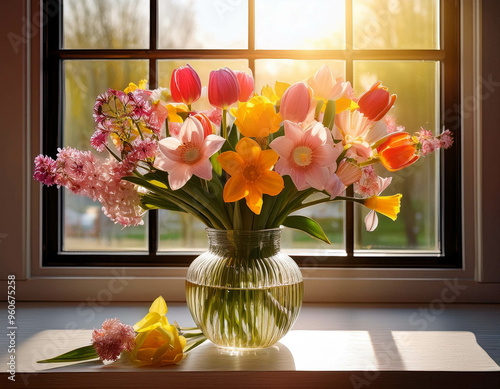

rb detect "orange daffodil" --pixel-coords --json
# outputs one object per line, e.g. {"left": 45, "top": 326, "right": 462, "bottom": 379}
{"left": 218, "top": 137, "right": 284, "bottom": 214}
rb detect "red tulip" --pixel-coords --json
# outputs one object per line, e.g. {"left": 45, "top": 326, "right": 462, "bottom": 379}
{"left": 358, "top": 81, "right": 396, "bottom": 121}
{"left": 208, "top": 68, "right": 240, "bottom": 110}
{"left": 377, "top": 132, "right": 419, "bottom": 172}
{"left": 279, "top": 82, "right": 314, "bottom": 123}
{"left": 192, "top": 112, "right": 214, "bottom": 138}
{"left": 235, "top": 71, "right": 254, "bottom": 102}
{"left": 170, "top": 64, "right": 201, "bottom": 105}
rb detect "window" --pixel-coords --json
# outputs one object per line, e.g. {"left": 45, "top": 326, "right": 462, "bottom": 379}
{"left": 42, "top": 0, "right": 461, "bottom": 267}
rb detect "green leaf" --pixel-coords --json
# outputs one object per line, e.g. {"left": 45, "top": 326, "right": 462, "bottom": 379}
{"left": 322, "top": 100, "right": 336, "bottom": 130}
{"left": 282, "top": 215, "right": 331, "bottom": 245}
{"left": 37, "top": 345, "right": 99, "bottom": 363}
{"left": 269, "top": 124, "right": 285, "bottom": 143}
{"left": 210, "top": 153, "right": 222, "bottom": 176}
{"left": 228, "top": 123, "right": 239, "bottom": 149}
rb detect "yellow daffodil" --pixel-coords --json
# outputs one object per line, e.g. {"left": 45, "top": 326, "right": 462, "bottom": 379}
{"left": 261, "top": 81, "right": 290, "bottom": 105}
{"left": 130, "top": 296, "right": 186, "bottom": 366}
{"left": 335, "top": 97, "right": 359, "bottom": 114}
{"left": 124, "top": 79, "right": 148, "bottom": 93}
{"left": 364, "top": 194, "right": 402, "bottom": 221}
{"left": 218, "top": 137, "right": 284, "bottom": 214}
{"left": 230, "top": 95, "right": 282, "bottom": 138}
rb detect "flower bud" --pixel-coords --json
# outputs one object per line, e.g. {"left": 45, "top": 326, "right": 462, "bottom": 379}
{"left": 279, "top": 82, "right": 313, "bottom": 123}
{"left": 208, "top": 67, "right": 240, "bottom": 110}
{"left": 170, "top": 64, "right": 202, "bottom": 105}
{"left": 377, "top": 132, "right": 419, "bottom": 172}
{"left": 358, "top": 82, "right": 396, "bottom": 121}
{"left": 235, "top": 70, "right": 254, "bottom": 102}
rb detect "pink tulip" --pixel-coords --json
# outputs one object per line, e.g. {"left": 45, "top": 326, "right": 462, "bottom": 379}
{"left": 279, "top": 82, "right": 314, "bottom": 123}
{"left": 208, "top": 68, "right": 240, "bottom": 110}
{"left": 170, "top": 64, "right": 201, "bottom": 105}
{"left": 235, "top": 70, "right": 254, "bottom": 102}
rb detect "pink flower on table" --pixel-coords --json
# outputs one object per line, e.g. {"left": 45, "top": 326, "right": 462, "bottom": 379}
{"left": 270, "top": 121, "right": 341, "bottom": 191}
{"left": 279, "top": 82, "right": 315, "bottom": 123}
{"left": 154, "top": 117, "right": 225, "bottom": 190}
{"left": 92, "top": 318, "right": 136, "bottom": 362}
{"left": 307, "top": 65, "right": 349, "bottom": 102}
{"left": 235, "top": 70, "right": 254, "bottom": 102}
{"left": 208, "top": 67, "right": 240, "bottom": 109}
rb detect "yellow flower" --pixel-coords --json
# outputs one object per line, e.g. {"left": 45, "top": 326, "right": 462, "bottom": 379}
{"left": 230, "top": 96, "right": 282, "bottom": 138}
{"left": 261, "top": 81, "right": 290, "bottom": 105}
{"left": 364, "top": 194, "right": 402, "bottom": 221}
{"left": 218, "top": 137, "right": 284, "bottom": 214}
{"left": 130, "top": 296, "right": 186, "bottom": 366}
{"left": 124, "top": 79, "right": 148, "bottom": 93}
{"left": 335, "top": 97, "right": 359, "bottom": 114}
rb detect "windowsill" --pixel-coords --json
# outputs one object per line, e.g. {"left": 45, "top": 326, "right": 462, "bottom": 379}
{"left": 2, "top": 303, "right": 499, "bottom": 388}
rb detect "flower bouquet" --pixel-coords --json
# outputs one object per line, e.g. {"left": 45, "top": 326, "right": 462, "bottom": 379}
{"left": 34, "top": 64, "right": 452, "bottom": 349}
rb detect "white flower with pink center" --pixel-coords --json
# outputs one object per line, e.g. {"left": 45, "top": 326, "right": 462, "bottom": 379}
{"left": 154, "top": 117, "right": 225, "bottom": 190}
{"left": 270, "top": 121, "right": 341, "bottom": 191}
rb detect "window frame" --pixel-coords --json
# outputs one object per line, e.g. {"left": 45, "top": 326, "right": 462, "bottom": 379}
{"left": 41, "top": 0, "right": 462, "bottom": 268}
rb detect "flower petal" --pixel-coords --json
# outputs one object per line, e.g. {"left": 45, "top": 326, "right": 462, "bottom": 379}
{"left": 235, "top": 137, "right": 261, "bottom": 163}
{"left": 218, "top": 151, "right": 245, "bottom": 176}
{"left": 305, "top": 164, "right": 329, "bottom": 191}
{"left": 200, "top": 134, "right": 226, "bottom": 157}
{"left": 259, "top": 149, "right": 279, "bottom": 171}
{"left": 245, "top": 187, "right": 264, "bottom": 215}
{"left": 269, "top": 136, "right": 294, "bottom": 158}
{"left": 191, "top": 158, "right": 213, "bottom": 180}
{"left": 149, "top": 296, "right": 168, "bottom": 316}
{"left": 284, "top": 120, "right": 305, "bottom": 145}
{"left": 257, "top": 171, "right": 284, "bottom": 196}
{"left": 223, "top": 175, "right": 249, "bottom": 203}
{"left": 314, "top": 144, "right": 338, "bottom": 167}
{"left": 168, "top": 164, "right": 192, "bottom": 190}
{"left": 364, "top": 210, "right": 379, "bottom": 231}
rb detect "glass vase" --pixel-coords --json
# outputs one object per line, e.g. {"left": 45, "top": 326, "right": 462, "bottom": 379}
{"left": 185, "top": 228, "right": 303, "bottom": 350}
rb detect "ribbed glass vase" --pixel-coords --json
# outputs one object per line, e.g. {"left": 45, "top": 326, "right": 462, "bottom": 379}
{"left": 185, "top": 228, "right": 303, "bottom": 350}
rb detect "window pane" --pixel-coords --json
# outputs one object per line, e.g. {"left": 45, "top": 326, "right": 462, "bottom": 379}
{"left": 353, "top": 61, "right": 439, "bottom": 252}
{"left": 158, "top": 211, "right": 207, "bottom": 251}
{"left": 283, "top": 202, "right": 345, "bottom": 253}
{"left": 63, "top": 191, "right": 148, "bottom": 251}
{"left": 157, "top": 59, "right": 249, "bottom": 111}
{"left": 255, "top": 0, "right": 345, "bottom": 49}
{"left": 158, "top": 0, "right": 248, "bottom": 49}
{"left": 353, "top": 0, "right": 439, "bottom": 49}
{"left": 255, "top": 59, "right": 345, "bottom": 93}
{"left": 63, "top": 0, "right": 149, "bottom": 49}
{"left": 63, "top": 60, "right": 149, "bottom": 251}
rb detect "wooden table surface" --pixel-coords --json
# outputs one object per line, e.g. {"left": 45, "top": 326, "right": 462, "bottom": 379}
{"left": 1, "top": 302, "right": 500, "bottom": 388}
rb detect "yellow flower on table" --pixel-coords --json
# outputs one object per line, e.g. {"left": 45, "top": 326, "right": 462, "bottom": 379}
{"left": 130, "top": 296, "right": 187, "bottom": 366}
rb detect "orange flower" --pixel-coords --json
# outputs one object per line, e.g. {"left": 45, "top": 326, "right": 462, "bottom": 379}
{"left": 217, "top": 137, "right": 284, "bottom": 214}
{"left": 377, "top": 132, "right": 419, "bottom": 172}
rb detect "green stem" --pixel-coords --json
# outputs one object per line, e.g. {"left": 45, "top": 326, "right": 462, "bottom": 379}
{"left": 105, "top": 145, "right": 121, "bottom": 162}
{"left": 222, "top": 109, "right": 227, "bottom": 139}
